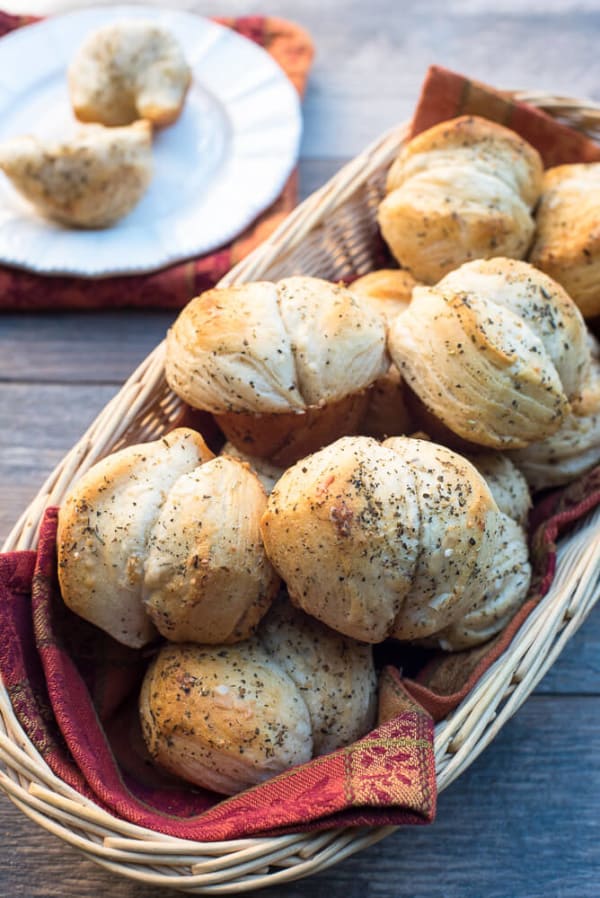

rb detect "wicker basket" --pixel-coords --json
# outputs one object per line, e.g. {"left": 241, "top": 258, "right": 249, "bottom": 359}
{"left": 2, "top": 92, "right": 600, "bottom": 893}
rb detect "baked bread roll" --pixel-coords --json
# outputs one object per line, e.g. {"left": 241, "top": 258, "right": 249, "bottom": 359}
{"left": 261, "top": 435, "right": 521, "bottom": 646}
{"left": 463, "top": 451, "right": 531, "bottom": 526}
{"left": 220, "top": 442, "right": 284, "bottom": 494}
{"left": 350, "top": 269, "right": 418, "bottom": 439}
{"left": 165, "top": 277, "right": 387, "bottom": 465}
{"left": 407, "top": 431, "right": 532, "bottom": 525}
{"left": 57, "top": 428, "right": 213, "bottom": 647}
{"left": 0, "top": 121, "right": 152, "bottom": 228}
{"left": 403, "top": 388, "right": 484, "bottom": 455}
{"left": 377, "top": 116, "right": 543, "bottom": 283}
{"left": 259, "top": 598, "right": 377, "bottom": 755}
{"left": 140, "top": 641, "right": 313, "bottom": 795}
{"left": 143, "top": 456, "right": 279, "bottom": 643}
{"left": 382, "top": 436, "right": 530, "bottom": 647}
{"left": 385, "top": 440, "right": 531, "bottom": 648}
{"left": 508, "top": 337, "right": 600, "bottom": 490}
{"left": 359, "top": 364, "right": 413, "bottom": 440}
{"left": 139, "top": 599, "right": 376, "bottom": 794}
{"left": 388, "top": 258, "right": 590, "bottom": 449}
{"left": 529, "top": 164, "right": 600, "bottom": 318}
{"left": 350, "top": 269, "right": 417, "bottom": 321}
{"left": 422, "top": 513, "right": 531, "bottom": 651}
{"left": 438, "top": 258, "right": 589, "bottom": 400}
{"left": 69, "top": 20, "right": 191, "bottom": 127}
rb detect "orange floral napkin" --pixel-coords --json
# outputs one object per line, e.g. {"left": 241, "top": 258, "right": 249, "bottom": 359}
{"left": 409, "top": 64, "right": 600, "bottom": 164}
{"left": 0, "top": 11, "right": 313, "bottom": 311}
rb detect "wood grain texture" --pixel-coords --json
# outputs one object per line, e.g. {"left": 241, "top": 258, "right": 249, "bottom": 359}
{"left": 0, "top": 383, "right": 117, "bottom": 539}
{"left": 0, "top": 313, "right": 173, "bottom": 383}
{"left": 1, "top": 1, "right": 600, "bottom": 896}
{"left": 0, "top": 697, "right": 598, "bottom": 898}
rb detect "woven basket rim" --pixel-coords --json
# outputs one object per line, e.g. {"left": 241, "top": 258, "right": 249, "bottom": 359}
{"left": 2, "top": 90, "right": 600, "bottom": 893}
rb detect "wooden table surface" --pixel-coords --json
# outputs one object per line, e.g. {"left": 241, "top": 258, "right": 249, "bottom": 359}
{"left": 2, "top": 1, "right": 600, "bottom": 896}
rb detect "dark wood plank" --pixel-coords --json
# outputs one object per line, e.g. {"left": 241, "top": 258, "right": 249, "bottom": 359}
{"left": 0, "top": 383, "right": 118, "bottom": 542}
{"left": 299, "top": 158, "right": 343, "bottom": 198}
{"left": 0, "top": 384, "right": 119, "bottom": 451}
{"left": 0, "top": 313, "right": 174, "bottom": 384}
{"left": 0, "top": 695, "right": 598, "bottom": 897}
{"left": 222, "top": 1, "right": 600, "bottom": 159}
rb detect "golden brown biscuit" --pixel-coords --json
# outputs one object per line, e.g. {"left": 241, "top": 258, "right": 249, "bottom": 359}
{"left": 388, "top": 258, "right": 589, "bottom": 449}
{"left": 382, "top": 436, "right": 528, "bottom": 645}
{"left": 400, "top": 431, "right": 531, "bottom": 525}
{"left": 0, "top": 121, "right": 152, "bottom": 228}
{"left": 259, "top": 597, "right": 377, "bottom": 755}
{"left": 349, "top": 269, "right": 418, "bottom": 321}
{"left": 509, "top": 342, "right": 600, "bottom": 490}
{"left": 143, "top": 456, "right": 279, "bottom": 643}
{"left": 377, "top": 116, "right": 543, "bottom": 283}
{"left": 261, "top": 435, "right": 508, "bottom": 645}
{"left": 57, "top": 428, "right": 213, "bottom": 648}
{"left": 139, "top": 601, "right": 377, "bottom": 794}
{"left": 421, "top": 513, "right": 531, "bottom": 651}
{"left": 220, "top": 442, "right": 284, "bottom": 494}
{"left": 439, "top": 257, "right": 589, "bottom": 399}
{"left": 165, "top": 277, "right": 387, "bottom": 464}
{"left": 463, "top": 451, "right": 531, "bottom": 526}
{"left": 69, "top": 20, "right": 191, "bottom": 127}
{"left": 529, "top": 164, "right": 600, "bottom": 318}
{"left": 139, "top": 641, "right": 313, "bottom": 795}
{"left": 350, "top": 269, "right": 417, "bottom": 439}
{"left": 360, "top": 364, "right": 414, "bottom": 440}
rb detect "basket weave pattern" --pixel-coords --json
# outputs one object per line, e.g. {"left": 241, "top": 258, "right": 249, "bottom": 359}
{"left": 2, "top": 93, "right": 600, "bottom": 892}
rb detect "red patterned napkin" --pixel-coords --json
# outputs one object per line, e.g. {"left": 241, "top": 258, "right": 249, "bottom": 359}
{"left": 0, "top": 510, "right": 435, "bottom": 839}
{"left": 0, "top": 11, "right": 313, "bottom": 312}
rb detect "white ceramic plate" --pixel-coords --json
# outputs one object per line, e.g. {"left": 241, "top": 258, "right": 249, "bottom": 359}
{"left": 0, "top": 6, "right": 302, "bottom": 276}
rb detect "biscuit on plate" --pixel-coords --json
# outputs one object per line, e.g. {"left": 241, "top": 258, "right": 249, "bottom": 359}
{"left": 0, "top": 121, "right": 152, "bottom": 228}
{"left": 69, "top": 19, "right": 191, "bottom": 127}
